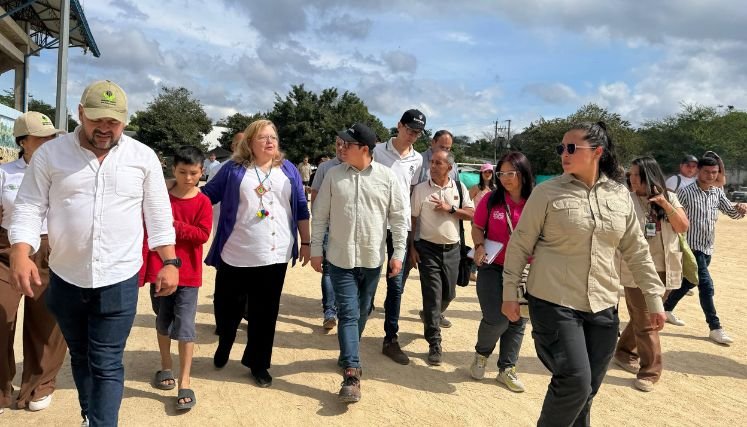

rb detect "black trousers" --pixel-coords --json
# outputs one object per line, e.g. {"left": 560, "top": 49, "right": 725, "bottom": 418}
{"left": 528, "top": 295, "right": 619, "bottom": 427}
{"left": 416, "top": 240, "right": 459, "bottom": 346}
{"left": 214, "top": 260, "right": 288, "bottom": 371}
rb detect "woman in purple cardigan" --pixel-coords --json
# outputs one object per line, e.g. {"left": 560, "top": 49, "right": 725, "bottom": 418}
{"left": 202, "top": 119, "right": 310, "bottom": 387}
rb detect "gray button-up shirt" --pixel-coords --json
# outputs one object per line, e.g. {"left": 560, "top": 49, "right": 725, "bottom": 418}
{"left": 311, "top": 161, "right": 407, "bottom": 269}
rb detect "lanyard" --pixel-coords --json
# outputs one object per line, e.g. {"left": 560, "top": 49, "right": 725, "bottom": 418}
{"left": 505, "top": 203, "right": 515, "bottom": 235}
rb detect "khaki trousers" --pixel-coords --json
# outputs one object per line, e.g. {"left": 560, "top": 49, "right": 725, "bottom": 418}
{"left": 0, "top": 228, "right": 67, "bottom": 409}
{"left": 615, "top": 272, "right": 670, "bottom": 383}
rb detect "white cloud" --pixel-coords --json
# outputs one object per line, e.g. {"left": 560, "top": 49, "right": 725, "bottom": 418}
{"left": 443, "top": 32, "right": 476, "bottom": 45}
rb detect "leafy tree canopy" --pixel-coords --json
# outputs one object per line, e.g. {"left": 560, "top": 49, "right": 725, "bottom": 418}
{"left": 131, "top": 86, "right": 212, "bottom": 155}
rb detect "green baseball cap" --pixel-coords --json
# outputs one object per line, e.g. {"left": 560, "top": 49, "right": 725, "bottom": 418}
{"left": 79, "top": 80, "right": 128, "bottom": 123}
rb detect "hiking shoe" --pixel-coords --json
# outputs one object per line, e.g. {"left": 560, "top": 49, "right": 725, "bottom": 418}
{"left": 497, "top": 366, "right": 525, "bottom": 393}
{"left": 709, "top": 328, "right": 734, "bottom": 345}
{"left": 613, "top": 356, "right": 640, "bottom": 374}
{"left": 427, "top": 345, "right": 442, "bottom": 366}
{"left": 28, "top": 393, "right": 53, "bottom": 411}
{"left": 633, "top": 378, "right": 655, "bottom": 392}
{"left": 470, "top": 353, "right": 488, "bottom": 379}
{"left": 322, "top": 315, "right": 337, "bottom": 331}
{"left": 665, "top": 311, "right": 685, "bottom": 326}
{"left": 382, "top": 339, "right": 410, "bottom": 365}
{"left": 339, "top": 368, "right": 362, "bottom": 403}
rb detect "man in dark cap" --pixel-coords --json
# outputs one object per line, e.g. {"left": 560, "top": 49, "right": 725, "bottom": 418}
{"left": 373, "top": 108, "right": 425, "bottom": 365}
{"left": 665, "top": 155, "right": 698, "bottom": 192}
{"left": 311, "top": 123, "right": 407, "bottom": 403}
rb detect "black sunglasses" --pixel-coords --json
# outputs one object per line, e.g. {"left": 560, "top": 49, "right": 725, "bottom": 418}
{"left": 555, "top": 144, "right": 597, "bottom": 155}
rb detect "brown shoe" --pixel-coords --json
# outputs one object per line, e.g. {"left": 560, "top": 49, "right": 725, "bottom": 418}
{"left": 339, "top": 368, "right": 362, "bottom": 403}
{"left": 382, "top": 339, "right": 410, "bottom": 365}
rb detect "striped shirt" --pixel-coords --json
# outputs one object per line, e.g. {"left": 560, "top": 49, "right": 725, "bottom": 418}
{"left": 677, "top": 182, "right": 744, "bottom": 254}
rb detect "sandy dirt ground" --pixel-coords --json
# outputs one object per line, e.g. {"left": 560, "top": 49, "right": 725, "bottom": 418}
{"left": 5, "top": 217, "right": 747, "bottom": 426}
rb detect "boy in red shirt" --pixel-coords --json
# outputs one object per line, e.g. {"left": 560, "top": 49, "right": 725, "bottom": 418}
{"left": 141, "top": 146, "right": 212, "bottom": 410}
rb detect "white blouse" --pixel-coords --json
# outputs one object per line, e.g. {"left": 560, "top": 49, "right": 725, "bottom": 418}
{"left": 0, "top": 158, "right": 47, "bottom": 234}
{"left": 221, "top": 166, "right": 293, "bottom": 267}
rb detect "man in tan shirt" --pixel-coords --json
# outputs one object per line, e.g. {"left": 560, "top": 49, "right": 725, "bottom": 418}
{"left": 410, "top": 151, "right": 473, "bottom": 366}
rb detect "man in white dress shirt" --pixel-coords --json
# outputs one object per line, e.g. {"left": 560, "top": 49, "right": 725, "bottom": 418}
{"left": 9, "top": 80, "right": 178, "bottom": 427}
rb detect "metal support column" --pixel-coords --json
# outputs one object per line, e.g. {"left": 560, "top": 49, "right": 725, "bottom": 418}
{"left": 55, "top": 0, "right": 70, "bottom": 131}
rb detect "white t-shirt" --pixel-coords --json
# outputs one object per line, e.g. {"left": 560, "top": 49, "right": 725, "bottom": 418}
{"left": 0, "top": 158, "right": 47, "bottom": 233}
{"left": 373, "top": 138, "right": 423, "bottom": 229}
{"left": 665, "top": 174, "right": 696, "bottom": 192}
{"left": 220, "top": 166, "right": 293, "bottom": 267}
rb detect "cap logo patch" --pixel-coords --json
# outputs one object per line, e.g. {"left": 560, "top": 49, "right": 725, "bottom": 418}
{"left": 40, "top": 115, "right": 53, "bottom": 126}
{"left": 101, "top": 90, "right": 116, "bottom": 105}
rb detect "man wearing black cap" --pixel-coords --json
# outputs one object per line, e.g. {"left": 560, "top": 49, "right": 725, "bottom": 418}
{"left": 373, "top": 108, "right": 425, "bottom": 365}
{"left": 665, "top": 155, "right": 698, "bottom": 192}
{"left": 311, "top": 123, "right": 407, "bottom": 403}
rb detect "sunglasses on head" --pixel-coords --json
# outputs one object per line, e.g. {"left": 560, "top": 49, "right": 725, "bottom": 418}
{"left": 555, "top": 143, "right": 597, "bottom": 155}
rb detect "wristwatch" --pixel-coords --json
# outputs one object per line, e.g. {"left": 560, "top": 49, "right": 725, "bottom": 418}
{"left": 449, "top": 205, "right": 457, "bottom": 214}
{"left": 163, "top": 257, "right": 182, "bottom": 268}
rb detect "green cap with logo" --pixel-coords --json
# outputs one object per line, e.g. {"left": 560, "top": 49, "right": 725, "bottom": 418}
{"left": 13, "top": 111, "right": 65, "bottom": 138}
{"left": 79, "top": 80, "right": 128, "bottom": 123}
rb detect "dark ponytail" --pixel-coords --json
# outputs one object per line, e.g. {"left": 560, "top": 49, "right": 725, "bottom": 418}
{"left": 15, "top": 135, "right": 25, "bottom": 159}
{"left": 568, "top": 121, "right": 622, "bottom": 183}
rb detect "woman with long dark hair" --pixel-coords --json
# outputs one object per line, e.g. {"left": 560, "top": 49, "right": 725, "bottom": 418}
{"left": 469, "top": 152, "right": 533, "bottom": 392}
{"left": 501, "top": 122, "right": 666, "bottom": 426}
{"left": 469, "top": 163, "right": 496, "bottom": 208}
{"left": 614, "top": 156, "right": 688, "bottom": 392}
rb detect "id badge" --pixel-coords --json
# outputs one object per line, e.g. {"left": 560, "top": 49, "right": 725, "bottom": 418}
{"left": 645, "top": 222, "right": 656, "bottom": 238}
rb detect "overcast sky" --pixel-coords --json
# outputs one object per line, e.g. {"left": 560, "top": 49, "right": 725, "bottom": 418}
{"left": 1, "top": 0, "right": 745, "bottom": 139}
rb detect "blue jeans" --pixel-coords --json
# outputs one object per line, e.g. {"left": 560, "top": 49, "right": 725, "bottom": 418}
{"left": 664, "top": 250, "right": 720, "bottom": 330}
{"left": 46, "top": 272, "right": 138, "bottom": 427}
{"left": 383, "top": 231, "right": 409, "bottom": 341}
{"left": 328, "top": 263, "right": 381, "bottom": 368}
{"left": 321, "top": 232, "right": 336, "bottom": 316}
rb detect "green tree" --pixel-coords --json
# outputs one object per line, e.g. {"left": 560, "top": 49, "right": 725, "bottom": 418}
{"left": 519, "top": 103, "right": 641, "bottom": 175}
{"left": 215, "top": 112, "right": 267, "bottom": 150}
{"left": 267, "top": 85, "right": 387, "bottom": 162}
{"left": 131, "top": 87, "right": 212, "bottom": 154}
{"left": 638, "top": 104, "right": 747, "bottom": 178}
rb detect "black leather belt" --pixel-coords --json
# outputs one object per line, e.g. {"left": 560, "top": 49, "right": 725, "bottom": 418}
{"left": 418, "top": 239, "right": 460, "bottom": 251}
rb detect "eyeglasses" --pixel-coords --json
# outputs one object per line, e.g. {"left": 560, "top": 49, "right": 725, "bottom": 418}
{"left": 555, "top": 143, "right": 596, "bottom": 155}
{"left": 404, "top": 127, "right": 423, "bottom": 138}
{"left": 340, "top": 140, "right": 364, "bottom": 149}
{"left": 256, "top": 135, "right": 278, "bottom": 142}
{"left": 497, "top": 171, "right": 519, "bottom": 178}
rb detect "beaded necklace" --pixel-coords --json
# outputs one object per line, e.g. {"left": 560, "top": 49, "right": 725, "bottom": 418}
{"left": 254, "top": 165, "right": 272, "bottom": 218}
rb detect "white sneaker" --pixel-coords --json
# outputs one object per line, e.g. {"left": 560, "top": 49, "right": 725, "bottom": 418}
{"left": 28, "top": 394, "right": 52, "bottom": 411}
{"left": 470, "top": 353, "right": 488, "bottom": 380}
{"left": 81, "top": 416, "right": 89, "bottom": 427}
{"left": 709, "top": 329, "right": 734, "bottom": 345}
{"left": 497, "top": 366, "right": 525, "bottom": 393}
{"left": 633, "top": 378, "right": 655, "bottom": 392}
{"left": 665, "top": 311, "right": 685, "bottom": 326}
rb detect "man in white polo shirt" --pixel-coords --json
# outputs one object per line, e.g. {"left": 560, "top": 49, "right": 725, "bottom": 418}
{"left": 410, "top": 150, "right": 473, "bottom": 365}
{"left": 373, "top": 108, "right": 425, "bottom": 365}
{"left": 9, "top": 80, "right": 178, "bottom": 427}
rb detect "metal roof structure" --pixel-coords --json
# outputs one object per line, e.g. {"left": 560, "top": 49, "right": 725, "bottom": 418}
{"left": 0, "top": 0, "right": 99, "bottom": 58}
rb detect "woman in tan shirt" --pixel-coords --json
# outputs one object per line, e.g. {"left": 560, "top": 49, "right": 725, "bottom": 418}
{"left": 501, "top": 122, "right": 666, "bottom": 427}
{"left": 614, "top": 156, "right": 688, "bottom": 392}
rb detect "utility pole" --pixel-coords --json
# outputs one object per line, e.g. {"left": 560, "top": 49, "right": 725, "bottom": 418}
{"left": 493, "top": 120, "right": 499, "bottom": 164}
{"left": 505, "top": 119, "right": 511, "bottom": 151}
